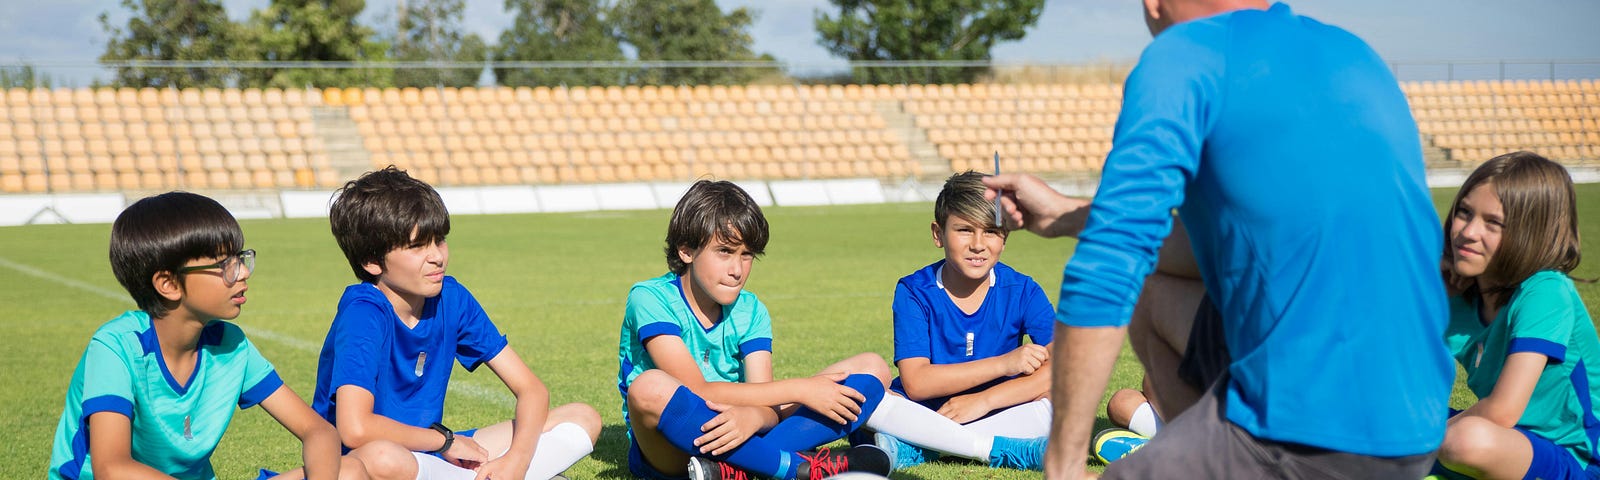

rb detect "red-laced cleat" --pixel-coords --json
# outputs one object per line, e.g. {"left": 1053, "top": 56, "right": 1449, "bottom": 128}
{"left": 797, "top": 445, "right": 891, "bottom": 480}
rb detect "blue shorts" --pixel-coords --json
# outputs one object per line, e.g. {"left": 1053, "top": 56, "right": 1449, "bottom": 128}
{"left": 628, "top": 435, "right": 688, "bottom": 480}
{"left": 1517, "top": 427, "right": 1600, "bottom": 480}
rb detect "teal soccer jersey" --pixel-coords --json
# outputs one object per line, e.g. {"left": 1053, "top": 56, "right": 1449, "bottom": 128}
{"left": 1445, "top": 270, "right": 1600, "bottom": 466}
{"left": 616, "top": 273, "right": 773, "bottom": 425}
{"left": 49, "top": 311, "right": 283, "bottom": 480}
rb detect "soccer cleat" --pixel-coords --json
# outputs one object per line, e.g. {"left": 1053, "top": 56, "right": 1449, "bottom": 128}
{"left": 988, "top": 435, "right": 1047, "bottom": 470}
{"left": 687, "top": 456, "right": 752, "bottom": 480}
{"left": 255, "top": 469, "right": 279, "bottom": 480}
{"left": 797, "top": 445, "right": 893, "bottom": 480}
{"left": 873, "top": 432, "right": 941, "bottom": 469}
{"left": 1091, "top": 428, "right": 1148, "bottom": 464}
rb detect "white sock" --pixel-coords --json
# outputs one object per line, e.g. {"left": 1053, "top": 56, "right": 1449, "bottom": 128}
{"left": 520, "top": 423, "right": 594, "bottom": 480}
{"left": 962, "top": 399, "right": 1052, "bottom": 439}
{"left": 1126, "top": 402, "right": 1163, "bottom": 437}
{"left": 412, "top": 451, "right": 476, "bottom": 480}
{"left": 864, "top": 395, "right": 993, "bottom": 461}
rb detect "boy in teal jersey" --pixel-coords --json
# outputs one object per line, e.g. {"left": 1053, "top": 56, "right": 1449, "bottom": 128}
{"left": 617, "top": 180, "right": 893, "bottom": 480}
{"left": 1437, "top": 152, "right": 1600, "bottom": 480}
{"left": 48, "top": 192, "right": 366, "bottom": 480}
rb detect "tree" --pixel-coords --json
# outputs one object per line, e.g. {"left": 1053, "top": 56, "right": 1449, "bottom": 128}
{"left": 98, "top": 0, "right": 250, "bottom": 88}
{"left": 243, "top": 0, "right": 392, "bottom": 88}
{"left": 815, "top": 0, "right": 1043, "bottom": 84}
{"left": 612, "top": 0, "right": 766, "bottom": 85}
{"left": 392, "top": 0, "right": 489, "bottom": 88}
{"left": 0, "top": 64, "right": 54, "bottom": 89}
{"left": 495, "top": 0, "right": 627, "bottom": 87}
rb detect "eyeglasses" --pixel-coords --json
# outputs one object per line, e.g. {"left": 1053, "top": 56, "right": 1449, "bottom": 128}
{"left": 178, "top": 249, "right": 256, "bottom": 286}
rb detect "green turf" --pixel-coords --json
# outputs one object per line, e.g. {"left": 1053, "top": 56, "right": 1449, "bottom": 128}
{"left": 3, "top": 184, "right": 1597, "bottom": 479}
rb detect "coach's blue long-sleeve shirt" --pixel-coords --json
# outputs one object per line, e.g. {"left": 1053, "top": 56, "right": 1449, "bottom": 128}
{"left": 1059, "top": 3, "right": 1453, "bottom": 457}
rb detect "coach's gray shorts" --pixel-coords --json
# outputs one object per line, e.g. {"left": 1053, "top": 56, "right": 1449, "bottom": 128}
{"left": 1107, "top": 355, "right": 1436, "bottom": 478}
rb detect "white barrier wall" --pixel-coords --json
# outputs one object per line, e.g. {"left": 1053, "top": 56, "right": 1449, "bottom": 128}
{"left": 0, "top": 193, "right": 125, "bottom": 226}
{"left": 4, "top": 168, "right": 1597, "bottom": 227}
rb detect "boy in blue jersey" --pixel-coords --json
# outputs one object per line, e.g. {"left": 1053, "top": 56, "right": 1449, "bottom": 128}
{"left": 49, "top": 192, "right": 363, "bottom": 480}
{"left": 847, "top": 171, "right": 1052, "bottom": 471}
{"left": 313, "top": 167, "right": 601, "bottom": 480}
{"left": 617, "top": 179, "right": 893, "bottom": 480}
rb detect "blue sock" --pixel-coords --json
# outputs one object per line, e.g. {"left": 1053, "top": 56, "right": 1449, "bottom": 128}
{"left": 766, "top": 373, "right": 886, "bottom": 451}
{"left": 657, "top": 385, "right": 801, "bottom": 479}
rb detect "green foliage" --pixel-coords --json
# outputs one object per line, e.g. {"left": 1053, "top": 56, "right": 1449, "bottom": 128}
{"left": 815, "top": 0, "right": 1044, "bottom": 84}
{"left": 243, "top": 0, "right": 393, "bottom": 88}
{"left": 0, "top": 64, "right": 53, "bottom": 89}
{"left": 612, "top": 0, "right": 770, "bottom": 85}
{"left": 98, "top": 0, "right": 250, "bottom": 88}
{"left": 392, "top": 0, "right": 488, "bottom": 88}
{"left": 495, "top": 0, "right": 627, "bottom": 87}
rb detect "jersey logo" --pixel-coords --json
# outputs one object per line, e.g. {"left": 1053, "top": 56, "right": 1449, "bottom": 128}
{"left": 415, "top": 352, "right": 427, "bottom": 377}
{"left": 1472, "top": 343, "right": 1483, "bottom": 369}
{"left": 183, "top": 415, "right": 193, "bottom": 440}
{"left": 966, "top": 332, "right": 975, "bottom": 357}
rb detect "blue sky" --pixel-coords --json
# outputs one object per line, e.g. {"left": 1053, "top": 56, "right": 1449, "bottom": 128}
{"left": 2, "top": 0, "right": 1597, "bottom": 85}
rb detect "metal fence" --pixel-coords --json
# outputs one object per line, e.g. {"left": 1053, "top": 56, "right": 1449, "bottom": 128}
{"left": 3, "top": 59, "right": 1590, "bottom": 89}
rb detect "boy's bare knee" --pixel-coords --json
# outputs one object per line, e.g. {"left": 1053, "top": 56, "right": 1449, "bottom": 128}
{"left": 844, "top": 352, "right": 892, "bottom": 383}
{"left": 1438, "top": 416, "right": 1499, "bottom": 465}
{"left": 336, "top": 456, "right": 369, "bottom": 480}
{"left": 350, "top": 440, "right": 415, "bottom": 480}
{"left": 627, "top": 370, "right": 681, "bottom": 415}
{"left": 1107, "top": 388, "right": 1147, "bottom": 426}
{"left": 551, "top": 402, "right": 604, "bottom": 443}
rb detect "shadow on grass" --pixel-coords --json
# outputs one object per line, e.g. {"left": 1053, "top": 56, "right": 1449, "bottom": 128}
{"left": 591, "top": 424, "right": 633, "bottom": 479}
{"left": 588, "top": 424, "right": 943, "bottom": 479}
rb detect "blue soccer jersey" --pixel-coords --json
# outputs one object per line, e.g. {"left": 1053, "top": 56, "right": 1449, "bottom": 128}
{"left": 889, "top": 261, "right": 1055, "bottom": 407}
{"left": 312, "top": 276, "right": 508, "bottom": 430}
{"left": 50, "top": 311, "right": 282, "bottom": 480}
{"left": 616, "top": 273, "right": 774, "bottom": 426}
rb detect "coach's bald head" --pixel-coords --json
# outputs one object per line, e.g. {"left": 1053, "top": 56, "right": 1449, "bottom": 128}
{"left": 1142, "top": 0, "right": 1271, "bottom": 36}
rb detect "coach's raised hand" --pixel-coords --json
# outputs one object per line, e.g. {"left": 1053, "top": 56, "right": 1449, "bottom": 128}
{"left": 982, "top": 173, "right": 1091, "bottom": 239}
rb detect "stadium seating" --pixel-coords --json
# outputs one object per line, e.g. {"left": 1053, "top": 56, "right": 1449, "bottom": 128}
{"left": 1404, "top": 79, "right": 1600, "bottom": 164}
{"left": 0, "top": 87, "right": 335, "bottom": 193}
{"left": 0, "top": 79, "right": 1595, "bottom": 193}
{"left": 347, "top": 84, "right": 918, "bottom": 185}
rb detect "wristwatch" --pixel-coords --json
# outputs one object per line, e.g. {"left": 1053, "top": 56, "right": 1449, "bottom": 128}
{"left": 430, "top": 422, "right": 454, "bottom": 454}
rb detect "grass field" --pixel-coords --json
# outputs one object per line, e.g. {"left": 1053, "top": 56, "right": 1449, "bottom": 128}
{"left": 4, "top": 184, "right": 1598, "bottom": 479}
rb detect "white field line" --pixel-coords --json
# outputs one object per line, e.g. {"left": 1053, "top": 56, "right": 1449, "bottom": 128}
{"left": 0, "top": 256, "right": 512, "bottom": 408}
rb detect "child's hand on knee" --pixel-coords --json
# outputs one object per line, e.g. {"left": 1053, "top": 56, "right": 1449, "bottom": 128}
{"left": 798, "top": 373, "right": 867, "bottom": 424}
{"left": 936, "top": 393, "right": 995, "bottom": 424}
{"left": 696, "top": 401, "right": 765, "bottom": 455}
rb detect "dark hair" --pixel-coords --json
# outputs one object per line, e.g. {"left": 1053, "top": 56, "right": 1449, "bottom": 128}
{"left": 935, "top": 170, "right": 999, "bottom": 229}
{"left": 1447, "top": 151, "right": 1583, "bottom": 304}
{"left": 329, "top": 166, "right": 450, "bottom": 283}
{"left": 110, "top": 191, "right": 243, "bottom": 318}
{"left": 664, "top": 180, "right": 769, "bottom": 275}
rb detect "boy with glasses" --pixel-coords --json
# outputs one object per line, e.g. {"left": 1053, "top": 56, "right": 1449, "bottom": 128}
{"left": 312, "top": 166, "right": 601, "bottom": 480}
{"left": 49, "top": 192, "right": 364, "bottom": 479}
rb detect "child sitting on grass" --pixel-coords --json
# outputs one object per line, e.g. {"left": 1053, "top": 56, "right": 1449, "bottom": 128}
{"left": 49, "top": 192, "right": 364, "bottom": 480}
{"left": 1435, "top": 151, "right": 1600, "bottom": 479}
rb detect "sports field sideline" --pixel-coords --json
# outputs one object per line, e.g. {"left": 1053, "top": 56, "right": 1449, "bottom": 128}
{"left": 4, "top": 184, "right": 1598, "bottom": 479}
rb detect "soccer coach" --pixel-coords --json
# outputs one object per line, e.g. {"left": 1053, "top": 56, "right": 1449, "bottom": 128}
{"left": 984, "top": 0, "right": 1453, "bottom": 478}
